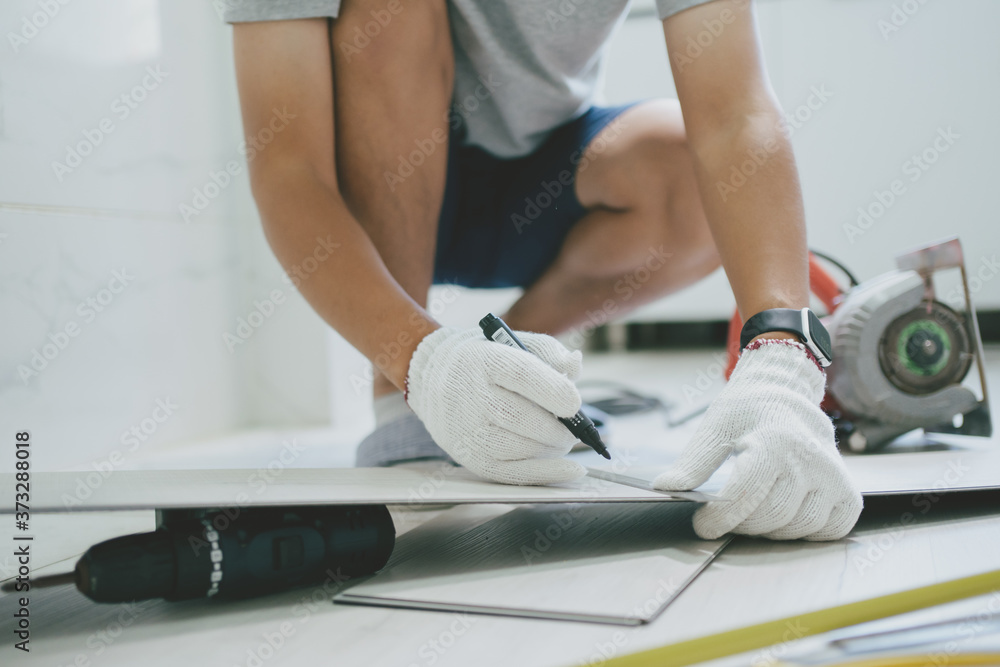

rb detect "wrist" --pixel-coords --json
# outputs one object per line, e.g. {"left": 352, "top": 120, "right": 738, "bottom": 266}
{"left": 744, "top": 337, "right": 825, "bottom": 373}
{"left": 400, "top": 321, "right": 449, "bottom": 402}
{"left": 740, "top": 307, "right": 833, "bottom": 368}
{"left": 749, "top": 331, "right": 800, "bottom": 344}
{"left": 381, "top": 313, "right": 440, "bottom": 396}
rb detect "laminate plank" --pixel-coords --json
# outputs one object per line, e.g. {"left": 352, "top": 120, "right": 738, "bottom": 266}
{"left": 0, "top": 467, "right": 707, "bottom": 514}
{"left": 337, "top": 502, "right": 730, "bottom": 625}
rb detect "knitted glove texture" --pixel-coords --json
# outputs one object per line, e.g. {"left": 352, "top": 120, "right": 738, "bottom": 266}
{"left": 654, "top": 340, "right": 863, "bottom": 541}
{"left": 406, "top": 327, "right": 586, "bottom": 486}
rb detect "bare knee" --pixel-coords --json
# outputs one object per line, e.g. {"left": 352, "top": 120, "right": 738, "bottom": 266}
{"left": 574, "top": 100, "right": 720, "bottom": 277}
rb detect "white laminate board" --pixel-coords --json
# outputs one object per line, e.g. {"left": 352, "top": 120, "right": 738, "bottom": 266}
{"left": 0, "top": 467, "right": 711, "bottom": 514}
{"left": 6, "top": 443, "right": 995, "bottom": 515}
{"left": 335, "top": 502, "right": 730, "bottom": 626}
{"left": 586, "top": 444, "right": 1000, "bottom": 498}
{"left": 841, "top": 447, "right": 1000, "bottom": 496}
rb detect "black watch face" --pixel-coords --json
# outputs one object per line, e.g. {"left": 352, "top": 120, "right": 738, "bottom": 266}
{"left": 807, "top": 310, "right": 833, "bottom": 358}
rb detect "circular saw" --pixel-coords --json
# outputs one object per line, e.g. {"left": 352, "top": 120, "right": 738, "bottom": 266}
{"left": 726, "top": 237, "right": 992, "bottom": 452}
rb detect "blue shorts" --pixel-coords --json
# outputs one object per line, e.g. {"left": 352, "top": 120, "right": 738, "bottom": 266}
{"left": 432, "top": 103, "right": 637, "bottom": 289}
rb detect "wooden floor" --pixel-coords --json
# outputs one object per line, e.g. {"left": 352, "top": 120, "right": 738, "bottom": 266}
{"left": 2, "top": 347, "right": 999, "bottom": 666}
{"left": 2, "top": 495, "right": 998, "bottom": 666}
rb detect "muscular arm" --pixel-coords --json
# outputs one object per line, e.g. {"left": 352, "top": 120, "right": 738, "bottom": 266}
{"left": 662, "top": 0, "right": 808, "bottom": 321}
{"left": 232, "top": 20, "right": 438, "bottom": 390}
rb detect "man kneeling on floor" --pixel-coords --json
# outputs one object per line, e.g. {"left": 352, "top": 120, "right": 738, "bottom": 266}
{"left": 224, "top": 0, "right": 863, "bottom": 541}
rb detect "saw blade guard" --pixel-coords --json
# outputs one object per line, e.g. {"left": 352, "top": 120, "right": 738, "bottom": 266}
{"left": 725, "top": 237, "right": 991, "bottom": 452}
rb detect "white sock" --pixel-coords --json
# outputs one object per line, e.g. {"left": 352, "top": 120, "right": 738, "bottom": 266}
{"left": 372, "top": 392, "right": 412, "bottom": 427}
{"left": 357, "top": 393, "right": 454, "bottom": 467}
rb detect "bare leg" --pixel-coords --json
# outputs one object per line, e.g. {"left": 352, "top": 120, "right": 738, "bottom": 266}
{"left": 329, "top": 1, "right": 453, "bottom": 396}
{"left": 504, "top": 99, "right": 721, "bottom": 336}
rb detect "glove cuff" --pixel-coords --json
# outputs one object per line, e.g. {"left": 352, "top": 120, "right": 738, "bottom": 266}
{"left": 744, "top": 338, "right": 825, "bottom": 373}
{"left": 735, "top": 338, "right": 826, "bottom": 401}
{"left": 403, "top": 326, "right": 456, "bottom": 408}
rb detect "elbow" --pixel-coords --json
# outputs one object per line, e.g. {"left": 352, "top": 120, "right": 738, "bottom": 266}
{"left": 684, "top": 83, "right": 785, "bottom": 139}
{"left": 685, "top": 106, "right": 790, "bottom": 167}
{"left": 247, "top": 157, "right": 339, "bottom": 219}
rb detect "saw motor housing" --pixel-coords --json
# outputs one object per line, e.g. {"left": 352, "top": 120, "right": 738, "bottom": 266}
{"left": 825, "top": 238, "right": 992, "bottom": 452}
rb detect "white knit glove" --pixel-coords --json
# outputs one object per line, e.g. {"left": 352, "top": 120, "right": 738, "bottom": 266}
{"left": 654, "top": 340, "right": 863, "bottom": 541}
{"left": 405, "top": 326, "right": 587, "bottom": 485}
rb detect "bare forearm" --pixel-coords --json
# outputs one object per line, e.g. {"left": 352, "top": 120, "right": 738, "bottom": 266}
{"left": 687, "top": 112, "right": 809, "bottom": 320}
{"left": 662, "top": 1, "right": 809, "bottom": 321}
{"left": 253, "top": 166, "right": 439, "bottom": 390}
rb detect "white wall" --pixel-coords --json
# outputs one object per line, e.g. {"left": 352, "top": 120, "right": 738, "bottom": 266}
{"left": 0, "top": 0, "right": 330, "bottom": 470}
{"left": 601, "top": 0, "right": 1000, "bottom": 320}
{"left": 3, "top": 0, "right": 997, "bottom": 468}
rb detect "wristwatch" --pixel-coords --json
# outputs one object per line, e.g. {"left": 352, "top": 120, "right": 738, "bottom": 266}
{"left": 740, "top": 307, "right": 834, "bottom": 367}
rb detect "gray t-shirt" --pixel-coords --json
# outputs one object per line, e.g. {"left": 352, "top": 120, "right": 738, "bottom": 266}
{"left": 223, "top": 0, "right": 712, "bottom": 157}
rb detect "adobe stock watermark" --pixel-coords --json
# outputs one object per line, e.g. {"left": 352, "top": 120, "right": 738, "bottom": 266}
{"left": 749, "top": 619, "right": 810, "bottom": 667}
{"left": 579, "top": 578, "right": 681, "bottom": 666}
{"left": 522, "top": 455, "right": 642, "bottom": 566}
{"left": 42, "top": 600, "right": 158, "bottom": 667}
{"left": 402, "top": 457, "right": 465, "bottom": 507}
{"left": 281, "top": 235, "right": 341, "bottom": 290}
{"left": 877, "top": 0, "right": 932, "bottom": 41}
{"left": 680, "top": 351, "right": 732, "bottom": 404}
{"left": 543, "top": 0, "right": 597, "bottom": 30}
{"left": 211, "top": 0, "right": 245, "bottom": 19}
{"left": 521, "top": 507, "right": 585, "bottom": 564}
{"left": 780, "top": 85, "right": 835, "bottom": 139}
{"left": 246, "top": 438, "right": 308, "bottom": 495}
{"left": 916, "top": 593, "right": 1000, "bottom": 665}
{"left": 852, "top": 457, "right": 968, "bottom": 575}
{"left": 17, "top": 268, "right": 134, "bottom": 385}
{"left": 943, "top": 253, "right": 1000, "bottom": 310}
{"left": 290, "top": 566, "right": 352, "bottom": 624}
{"left": 512, "top": 114, "right": 629, "bottom": 235}
{"left": 670, "top": 0, "right": 751, "bottom": 73}
{"left": 223, "top": 289, "right": 288, "bottom": 353}
{"left": 180, "top": 107, "right": 297, "bottom": 223}
{"left": 407, "top": 613, "right": 477, "bottom": 667}
{"left": 82, "top": 600, "right": 156, "bottom": 660}
{"left": 239, "top": 439, "right": 307, "bottom": 504}
{"left": 563, "top": 244, "right": 674, "bottom": 349}
{"left": 544, "top": 0, "right": 639, "bottom": 30}
{"left": 61, "top": 398, "right": 180, "bottom": 509}
{"left": 383, "top": 74, "right": 503, "bottom": 192}
{"left": 7, "top": 0, "right": 72, "bottom": 54}
{"left": 843, "top": 126, "right": 958, "bottom": 244}
{"left": 51, "top": 65, "right": 168, "bottom": 182}
{"left": 224, "top": 235, "right": 340, "bottom": 352}
{"left": 338, "top": 0, "right": 406, "bottom": 63}
{"left": 184, "top": 438, "right": 308, "bottom": 540}
{"left": 234, "top": 623, "right": 297, "bottom": 667}
{"left": 715, "top": 85, "right": 833, "bottom": 202}
{"left": 348, "top": 283, "right": 461, "bottom": 394}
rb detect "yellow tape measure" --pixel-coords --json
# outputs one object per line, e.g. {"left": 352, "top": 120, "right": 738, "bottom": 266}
{"left": 597, "top": 568, "right": 1000, "bottom": 667}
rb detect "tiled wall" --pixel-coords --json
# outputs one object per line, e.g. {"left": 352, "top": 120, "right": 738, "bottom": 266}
{"left": 3, "top": 0, "right": 998, "bottom": 469}
{"left": 0, "top": 0, "right": 331, "bottom": 470}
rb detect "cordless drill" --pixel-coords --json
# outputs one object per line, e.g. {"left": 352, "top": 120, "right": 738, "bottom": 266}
{"left": 5, "top": 505, "right": 395, "bottom": 602}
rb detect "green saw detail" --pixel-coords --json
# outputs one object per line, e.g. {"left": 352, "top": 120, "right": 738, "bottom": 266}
{"left": 895, "top": 319, "right": 951, "bottom": 377}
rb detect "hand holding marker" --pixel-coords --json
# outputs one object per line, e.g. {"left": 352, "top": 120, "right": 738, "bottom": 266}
{"left": 479, "top": 313, "right": 611, "bottom": 460}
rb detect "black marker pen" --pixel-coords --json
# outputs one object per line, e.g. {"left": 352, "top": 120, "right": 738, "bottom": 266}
{"left": 479, "top": 313, "right": 611, "bottom": 460}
